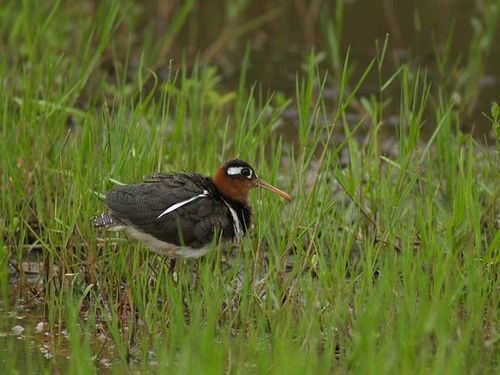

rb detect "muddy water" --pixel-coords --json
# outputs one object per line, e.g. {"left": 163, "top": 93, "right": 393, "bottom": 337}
{"left": 0, "top": 306, "right": 64, "bottom": 373}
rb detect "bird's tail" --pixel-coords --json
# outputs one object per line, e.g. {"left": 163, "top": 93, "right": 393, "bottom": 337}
{"left": 92, "top": 213, "right": 117, "bottom": 228}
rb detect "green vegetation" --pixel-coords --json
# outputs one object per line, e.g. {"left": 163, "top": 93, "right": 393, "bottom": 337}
{"left": 0, "top": 1, "right": 498, "bottom": 374}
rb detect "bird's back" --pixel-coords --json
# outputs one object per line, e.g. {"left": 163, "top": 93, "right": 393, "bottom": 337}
{"left": 101, "top": 173, "right": 247, "bottom": 250}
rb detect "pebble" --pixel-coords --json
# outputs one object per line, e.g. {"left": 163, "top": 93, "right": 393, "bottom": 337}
{"left": 11, "top": 325, "right": 24, "bottom": 336}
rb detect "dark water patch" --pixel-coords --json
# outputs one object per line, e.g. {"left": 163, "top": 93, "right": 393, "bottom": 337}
{"left": 158, "top": 0, "right": 498, "bottom": 140}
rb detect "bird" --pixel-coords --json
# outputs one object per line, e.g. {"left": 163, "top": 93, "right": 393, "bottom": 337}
{"left": 93, "top": 159, "right": 292, "bottom": 258}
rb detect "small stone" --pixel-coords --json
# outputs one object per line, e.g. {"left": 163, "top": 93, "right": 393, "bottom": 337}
{"left": 39, "top": 345, "right": 53, "bottom": 360}
{"left": 11, "top": 325, "right": 24, "bottom": 335}
{"left": 35, "top": 321, "right": 45, "bottom": 333}
{"left": 100, "top": 358, "right": 112, "bottom": 368}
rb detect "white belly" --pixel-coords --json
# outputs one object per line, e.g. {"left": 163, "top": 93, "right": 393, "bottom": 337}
{"left": 119, "top": 226, "right": 211, "bottom": 258}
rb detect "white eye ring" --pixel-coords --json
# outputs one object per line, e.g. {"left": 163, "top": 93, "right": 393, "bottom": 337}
{"left": 240, "top": 167, "right": 251, "bottom": 177}
{"left": 227, "top": 166, "right": 253, "bottom": 179}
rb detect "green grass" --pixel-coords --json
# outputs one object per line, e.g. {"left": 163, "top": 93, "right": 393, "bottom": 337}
{"left": 1, "top": 1, "right": 499, "bottom": 374}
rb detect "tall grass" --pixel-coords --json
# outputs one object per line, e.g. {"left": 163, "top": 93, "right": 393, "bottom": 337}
{"left": 0, "top": 1, "right": 498, "bottom": 374}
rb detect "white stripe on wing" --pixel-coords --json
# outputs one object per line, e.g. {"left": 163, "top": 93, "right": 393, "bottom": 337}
{"left": 157, "top": 190, "right": 210, "bottom": 219}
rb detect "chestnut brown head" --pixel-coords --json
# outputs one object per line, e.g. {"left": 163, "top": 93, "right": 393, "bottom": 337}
{"left": 213, "top": 159, "right": 292, "bottom": 204}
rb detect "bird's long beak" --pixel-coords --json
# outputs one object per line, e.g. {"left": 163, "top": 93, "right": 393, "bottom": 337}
{"left": 255, "top": 178, "right": 292, "bottom": 201}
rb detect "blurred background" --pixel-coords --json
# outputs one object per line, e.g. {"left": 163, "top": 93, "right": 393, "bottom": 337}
{"left": 4, "top": 0, "right": 497, "bottom": 141}
{"left": 103, "top": 0, "right": 499, "bottom": 139}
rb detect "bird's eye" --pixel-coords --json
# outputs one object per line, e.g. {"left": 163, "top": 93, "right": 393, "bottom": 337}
{"left": 241, "top": 167, "right": 251, "bottom": 177}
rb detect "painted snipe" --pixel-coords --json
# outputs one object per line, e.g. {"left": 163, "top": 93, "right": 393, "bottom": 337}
{"left": 93, "top": 159, "right": 292, "bottom": 257}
